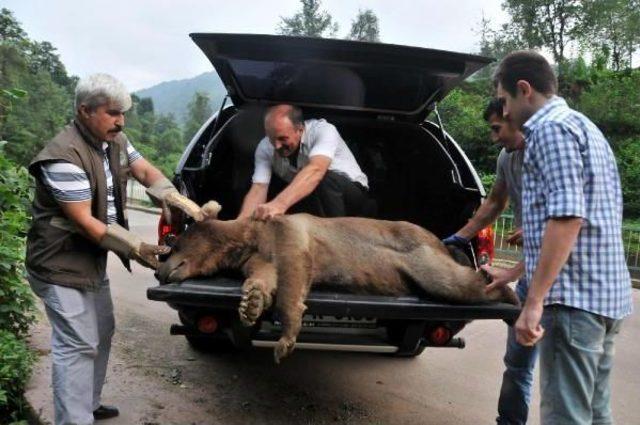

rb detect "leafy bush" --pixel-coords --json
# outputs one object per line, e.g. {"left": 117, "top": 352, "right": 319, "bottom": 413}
{"left": 615, "top": 138, "right": 640, "bottom": 218}
{"left": 438, "top": 88, "right": 499, "bottom": 175}
{"left": 0, "top": 329, "right": 34, "bottom": 421}
{"left": 0, "top": 141, "right": 36, "bottom": 423}
{"left": 575, "top": 70, "right": 640, "bottom": 138}
{"left": 0, "top": 142, "right": 35, "bottom": 338}
{"left": 480, "top": 173, "right": 497, "bottom": 194}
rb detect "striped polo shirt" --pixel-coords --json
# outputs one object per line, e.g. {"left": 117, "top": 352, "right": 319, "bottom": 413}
{"left": 40, "top": 141, "right": 142, "bottom": 224}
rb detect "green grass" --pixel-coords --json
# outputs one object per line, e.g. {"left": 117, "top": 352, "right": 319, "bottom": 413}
{"left": 623, "top": 218, "right": 640, "bottom": 230}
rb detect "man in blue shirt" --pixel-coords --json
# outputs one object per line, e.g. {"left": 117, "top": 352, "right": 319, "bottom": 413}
{"left": 493, "top": 51, "right": 632, "bottom": 424}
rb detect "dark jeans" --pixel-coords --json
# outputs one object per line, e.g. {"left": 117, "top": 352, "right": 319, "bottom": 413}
{"left": 496, "top": 284, "right": 538, "bottom": 425}
{"left": 269, "top": 171, "right": 374, "bottom": 217}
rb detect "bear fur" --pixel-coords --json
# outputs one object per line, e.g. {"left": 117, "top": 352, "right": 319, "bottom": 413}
{"left": 156, "top": 205, "right": 518, "bottom": 363}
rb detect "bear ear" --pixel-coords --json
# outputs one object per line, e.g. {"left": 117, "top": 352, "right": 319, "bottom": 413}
{"left": 201, "top": 200, "right": 222, "bottom": 219}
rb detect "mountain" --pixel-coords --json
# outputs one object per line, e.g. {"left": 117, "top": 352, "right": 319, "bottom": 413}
{"left": 135, "top": 71, "right": 227, "bottom": 124}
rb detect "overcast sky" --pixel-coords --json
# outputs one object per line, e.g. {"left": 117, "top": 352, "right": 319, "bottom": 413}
{"left": 4, "top": 0, "right": 509, "bottom": 91}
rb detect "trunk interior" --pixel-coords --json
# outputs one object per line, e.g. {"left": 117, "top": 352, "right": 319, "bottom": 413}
{"left": 178, "top": 106, "right": 481, "bottom": 239}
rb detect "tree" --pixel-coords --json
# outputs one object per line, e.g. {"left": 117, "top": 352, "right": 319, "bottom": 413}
{"left": 27, "top": 41, "right": 73, "bottom": 89}
{"left": 0, "top": 8, "right": 26, "bottom": 45}
{"left": 502, "top": 0, "right": 581, "bottom": 64}
{"left": 574, "top": 69, "right": 640, "bottom": 136}
{"left": 183, "top": 92, "right": 212, "bottom": 144}
{"left": 1, "top": 10, "right": 73, "bottom": 91}
{"left": 578, "top": 0, "right": 640, "bottom": 71}
{"left": 277, "top": 0, "right": 338, "bottom": 38}
{"left": 438, "top": 88, "right": 498, "bottom": 175}
{"left": 124, "top": 97, "right": 185, "bottom": 177}
{"left": 0, "top": 41, "right": 73, "bottom": 165}
{"left": 473, "top": 14, "right": 528, "bottom": 79}
{"left": 0, "top": 8, "right": 76, "bottom": 164}
{"left": 137, "top": 96, "right": 154, "bottom": 115}
{"left": 154, "top": 113, "right": 177, "bottom": 135}
{"left": 477, "top": 15, "right": 527, "bottom": 60}
{"left": 0, "top": 7, "right": 190, "bottom": 179}
{"left": 347, "top": 9, "right": 380, "bottom": 42}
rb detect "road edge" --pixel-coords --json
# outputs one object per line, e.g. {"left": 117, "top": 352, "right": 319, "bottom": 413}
{"left": 127, "top": 203, "right": 161, "bottom": 215}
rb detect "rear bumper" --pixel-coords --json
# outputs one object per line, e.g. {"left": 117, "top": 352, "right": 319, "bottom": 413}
{"left": 147, "top": 278, "right": 520, "bottom": 322}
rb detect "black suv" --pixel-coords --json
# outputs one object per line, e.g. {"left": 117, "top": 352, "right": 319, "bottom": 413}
{"left": 147, "top": 33, "right": 518, "bottom": 356}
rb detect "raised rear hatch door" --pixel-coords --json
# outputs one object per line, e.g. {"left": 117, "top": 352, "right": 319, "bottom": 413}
{"left": 190, "top": 33, "right": 493, "bottom": 122}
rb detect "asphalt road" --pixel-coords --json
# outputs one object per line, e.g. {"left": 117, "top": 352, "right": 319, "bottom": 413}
{"left": 27, "top": 210, "right": 640, "bottom": 425}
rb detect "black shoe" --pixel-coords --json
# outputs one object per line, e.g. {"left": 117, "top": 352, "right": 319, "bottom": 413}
{"left": 93, "top": 405, "right": 119, "bottom": 420}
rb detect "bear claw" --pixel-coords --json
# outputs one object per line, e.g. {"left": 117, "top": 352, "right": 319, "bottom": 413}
{"left": 238, "top": 283, "right": 265, "bottom": 327}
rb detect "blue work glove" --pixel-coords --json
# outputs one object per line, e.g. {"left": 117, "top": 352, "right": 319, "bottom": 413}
{"left": 442, "top": 234, "right": 469, "bottom": 249}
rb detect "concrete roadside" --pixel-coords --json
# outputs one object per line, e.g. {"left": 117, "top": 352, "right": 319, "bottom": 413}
{"left": 126, "top": 202, "right": 160, "bottom": 215}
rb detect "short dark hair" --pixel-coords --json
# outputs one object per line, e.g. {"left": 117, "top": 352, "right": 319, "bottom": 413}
{"left": 483, "top": 98, "right": 504, "bottom": 122}
{"left": 493, "top": 50, "right": 557, "bottom": 97}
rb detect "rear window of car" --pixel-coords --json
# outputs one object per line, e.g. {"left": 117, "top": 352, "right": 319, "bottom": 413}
{"left": 227, "top": 59, "right": 435, "bottom": 113}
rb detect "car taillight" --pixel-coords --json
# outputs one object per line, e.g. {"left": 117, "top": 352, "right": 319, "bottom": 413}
{"left": 427, "top": 325, "right": 452, "bottom": 346}
{"left": 476, "top": 225, "right": 495, "bottom": 265}
{"left": 197, "top": 315, "right": 218, "bottom": 334}
{"left": 157, "top": 214, "right": 176, "bottom": 246}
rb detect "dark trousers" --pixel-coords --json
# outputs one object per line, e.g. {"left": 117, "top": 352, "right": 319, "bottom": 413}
{"left": 269, "top": 171, "right": 374, "bottom": 217}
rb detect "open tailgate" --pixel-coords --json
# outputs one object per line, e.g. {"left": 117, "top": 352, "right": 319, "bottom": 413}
{"left": 147, "top": 277, "right": 520, "bottom": 321}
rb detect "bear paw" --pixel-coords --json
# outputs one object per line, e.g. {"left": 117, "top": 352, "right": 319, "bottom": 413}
{"left": 274, "top": 337, "right": 296, "bottom": 364}
{"left": 238, "top": 281, "right": 266, "bottom": 327}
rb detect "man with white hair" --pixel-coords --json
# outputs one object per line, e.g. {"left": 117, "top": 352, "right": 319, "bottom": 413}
{"left": 238, "top": 104, "right": 370, "bottom": 220}
{"left": 26, "top": 73, "right": 200, "bottom": 424}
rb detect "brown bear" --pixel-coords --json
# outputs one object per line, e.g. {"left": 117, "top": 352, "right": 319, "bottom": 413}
{"left": 156, "top": 201, "right": 518, "bottom": 363}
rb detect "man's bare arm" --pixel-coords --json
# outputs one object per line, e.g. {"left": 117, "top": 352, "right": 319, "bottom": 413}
{"left": 481, "top": 260, "right": 525, "bottom": 292}
{"left": 59, "top": 200, "right": 107, "bottom": 244}
{"left": 130, "top": 157, "right": 166, "bottom": 187}
{"left": 271, "top": 155, "right": 331, "bottom": 210}
{"left": 238, "top": 183, "right": 269, "bottom": 219}
{"left": 130, "top": 157, "right": 205, "bottom": 222}
{"left": 456, "top": 179, "right": 509, "bottom": 240}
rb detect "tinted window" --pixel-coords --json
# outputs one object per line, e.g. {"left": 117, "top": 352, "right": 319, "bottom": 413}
{"left": 228, "top": 59, "right": 438, "bottom": 112}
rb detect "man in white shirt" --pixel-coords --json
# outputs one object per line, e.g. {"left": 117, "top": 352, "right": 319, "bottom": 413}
{"left": 238, "top": 104, "right": 370, "bottom": 220}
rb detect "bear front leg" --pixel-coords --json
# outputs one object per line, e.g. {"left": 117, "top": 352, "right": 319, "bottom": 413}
{"left": 238, "top": 256, "right": 277, "bottom": 327}
{"left": 273, "top": 255, "right": 312, "bottom": 364}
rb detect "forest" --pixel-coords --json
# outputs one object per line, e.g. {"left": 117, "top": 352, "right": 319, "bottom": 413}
{"left": 1, "top": 1, "right": 640, "bottom": 420}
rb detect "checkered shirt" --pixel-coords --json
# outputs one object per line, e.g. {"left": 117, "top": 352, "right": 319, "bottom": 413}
{"left": 521, "top": 96, "right": 632, "bottom": 319}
